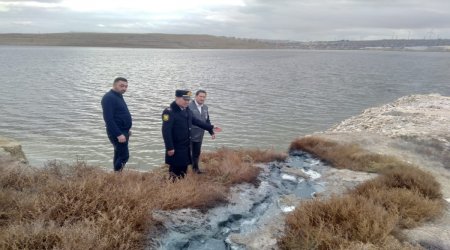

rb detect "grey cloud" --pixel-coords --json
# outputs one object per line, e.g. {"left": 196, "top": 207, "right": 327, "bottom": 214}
{"left": 1, "top": 0, "right": 450, "bottom": 41}
{"left": 228, "top": 0, "right": 450, "bottom": 39}
{"left": 0, "top": 0, "right": 62, "bottom": 2}
{"left": 0, "top": 6, "right": 108, "bottom": 33}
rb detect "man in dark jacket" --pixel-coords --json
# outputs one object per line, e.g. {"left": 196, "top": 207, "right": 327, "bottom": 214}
{"left": 101, "top": 77, "right": 132, "bottom": 172}
{"left": 189, "top": 90, "right": 214, "bottom": 174}
{"left": 162, "top": 89, "right": 221, "bottom": 178}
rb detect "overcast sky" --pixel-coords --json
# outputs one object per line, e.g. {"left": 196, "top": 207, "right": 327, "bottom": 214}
{"left": 1, "top": 0, "right": 450, "bottom": 41}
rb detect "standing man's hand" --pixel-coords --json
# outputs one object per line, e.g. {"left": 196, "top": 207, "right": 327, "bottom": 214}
{"left": 167, "top": 149, "right": 175, "bottom": 156}
{"left": 117, "top": 134, "right": 127, "bottom": 143}
{"left": 213, "top": 126, "right": 222, "bottom": 133}
{"left": 211, "top": 134, "right": 216, "bottom": 140}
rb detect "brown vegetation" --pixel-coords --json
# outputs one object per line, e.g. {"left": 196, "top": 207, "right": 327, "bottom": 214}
{"left": 0, "top": 148, "right": 284, "bottom": 249}
{"left": 279, "top": 195, "right": 399, "bottom": 249}
{"left": 201, "top": 147, "right": 287, "bottom": 185}
{"left": 281, "top": 136, "right": 445, "bottom": 249}
{"left": 289, "top": 136, "right": 402, "bottom": 173}
{"left": 351, "top": 165, "right": 444, "bottom": 229}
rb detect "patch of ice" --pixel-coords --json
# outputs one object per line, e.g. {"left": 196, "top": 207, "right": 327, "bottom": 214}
{"left": 301, "top": 169, "right": 321, "bottom": 179}
{"left": 281, "top": 206, "right": 296, "bottom": 213}
{"left": 307, "top": 159, "right": 322, "bottom": 166}
{"left": 281, "top": 174, "right": 297, "bottom": 182}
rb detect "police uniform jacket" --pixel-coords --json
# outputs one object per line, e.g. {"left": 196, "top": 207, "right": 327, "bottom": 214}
{"left": 188, "top": 101, "right": 210, "bottom": 143}
{"left": 162, "top": 101, "right": 214, "bottom": 166}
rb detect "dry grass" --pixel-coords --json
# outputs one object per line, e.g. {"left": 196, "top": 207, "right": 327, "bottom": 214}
{"left": 279, "top": 195, "right": 399, "bottom": 250}
{"left": 201, "top": 147, "right": 287, "bottom": 185}
{"left": 0, "top": 147, "right": 282, "bottom": 249}
{"left": 1, "top": 161, "right": 161, "bottom": 249}
{"left": 154, "top": 173, "right": 227, "bottom": 211}
{"left": 377, "top": 164, "right": 442, "bottom": 200}
{"left": 352, "top": 165, "right": 444, "bottom": 228}
{"left": 234, "top": 148, "right": 288, "bottom": 163}
{"left": 202, "top": 147, "right": 287, "bottom": 164}
{"left": 289, "top": 136, "right": 400, "bottom": 173}
{"left": 281, "top": 136, "right": 445, "bottom": 249}
{"left": 352, "top": 186, "right": 444, "bottom": 229}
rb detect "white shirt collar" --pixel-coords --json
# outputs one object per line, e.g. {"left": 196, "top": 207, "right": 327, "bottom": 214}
{"left": 194, "top": 100, "right": 203, "bottom": 113}
{"left": 194, "top": 100, "right": 203, "bottom": 108}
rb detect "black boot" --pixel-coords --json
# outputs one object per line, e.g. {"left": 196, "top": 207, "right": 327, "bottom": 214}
{"left": 192, "top": 158, "right": 203, "bottom": 174}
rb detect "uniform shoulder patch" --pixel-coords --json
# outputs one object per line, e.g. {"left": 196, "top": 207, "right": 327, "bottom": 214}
{"left": 162, "top": 114, "right": 170, "bottom": 122}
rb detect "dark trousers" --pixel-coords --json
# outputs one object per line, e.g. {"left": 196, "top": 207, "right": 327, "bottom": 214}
{"left": 108, "top": 134, "right": 129, "bottom": 172}
{"left": 169, "top": 165, "right": 188, "bottom": 179}
{"left": 191, "top": 141, "right": 202, "bottom": 171}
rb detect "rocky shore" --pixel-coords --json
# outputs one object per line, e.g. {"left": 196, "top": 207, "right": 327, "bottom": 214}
{"left": 322, "top": 93, "right": 450, "bottom": 249}
{"left": 0, "top": 137, "right": 28, "bottom": 172}
{"left": 1, "top": 93, "right": 449, "bottom": 249}
{"left": 0, "top": 137, "right": 28, "bottom": 164}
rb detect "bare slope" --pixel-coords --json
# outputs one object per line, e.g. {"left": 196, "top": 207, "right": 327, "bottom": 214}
{"left": 320, "top": 94, "right": 450, "bottom": 248}
{"left": 0, "top": 33, "right": 275, "bottom": 49}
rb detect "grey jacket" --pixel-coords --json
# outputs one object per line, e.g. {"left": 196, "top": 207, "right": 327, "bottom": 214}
{"left": 189, "top": 101, "right": 211, "bottom": 142}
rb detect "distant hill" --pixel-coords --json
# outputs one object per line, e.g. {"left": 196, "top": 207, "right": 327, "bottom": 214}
{"left": 276, "top": 39, "right": 450, "bottom": 51}
{"left": 0, "top": 33, "right": 274, "bottom": 49}
{"left": 0, "top": 33, "right": 449, "bottom": 51}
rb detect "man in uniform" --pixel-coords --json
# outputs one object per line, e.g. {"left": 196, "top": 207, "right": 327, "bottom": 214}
{"left": 189, "top": 90, "right": 214, "bottom": 174}
{"left": 161, "top": 89, "right": 221, "bottom": 178}
{"left": 101, "top": 77, "right": 132, "bottom": 172}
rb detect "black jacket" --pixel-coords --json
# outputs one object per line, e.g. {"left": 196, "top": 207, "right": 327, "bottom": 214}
{"left": 101, "top": 90, "right": 132, "bottom": 137}
{"left": 162, "top": 101, "right": 214, "bottom": 166}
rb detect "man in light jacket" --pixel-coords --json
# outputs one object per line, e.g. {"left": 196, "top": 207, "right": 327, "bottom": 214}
{"left": 188, "top": 90, "right": 215, "bottom": 174}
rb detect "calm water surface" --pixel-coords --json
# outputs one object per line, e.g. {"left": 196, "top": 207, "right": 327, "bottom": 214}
{"left": 1, "top": 46, "right": 449, "bottom": 170}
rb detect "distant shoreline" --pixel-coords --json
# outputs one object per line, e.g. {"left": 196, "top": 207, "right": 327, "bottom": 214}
{"left": 1, "top": 32, "right": 450, "bottom": 51}
{"left": 0, "top": 33, "right": 274, "bottom": 49}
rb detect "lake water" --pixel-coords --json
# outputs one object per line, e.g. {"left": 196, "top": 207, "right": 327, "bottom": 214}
{"left": 1, "top": 46, "right": 449, "bottom": 170}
